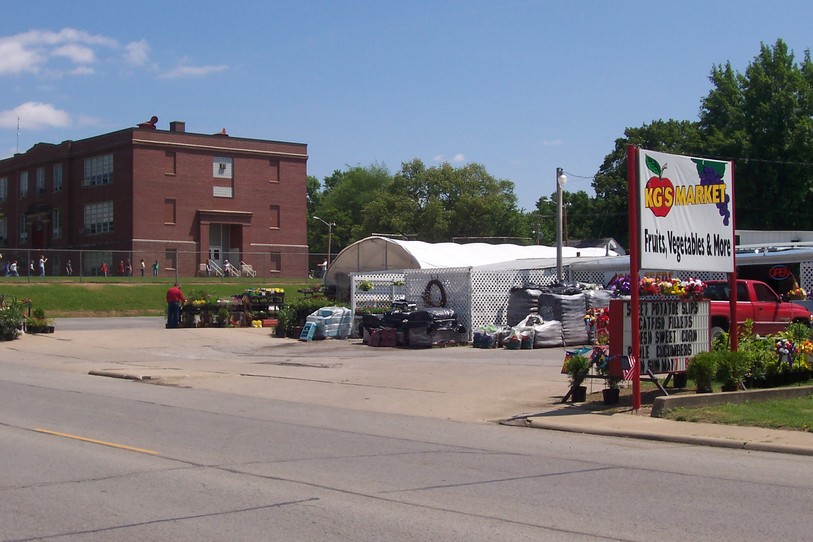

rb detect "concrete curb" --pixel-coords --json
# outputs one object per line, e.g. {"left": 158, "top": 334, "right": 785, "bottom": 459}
{"left": 88, "top": 370, "right": 152, "bottom": 381}
{"left": 651, "top": 385, "right": 813, "bottom": 417}
{"left": 507, "top": 416, "right": 813, "bottom": 456}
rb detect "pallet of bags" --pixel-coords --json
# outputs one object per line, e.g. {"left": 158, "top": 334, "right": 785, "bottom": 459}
{"left": 360, "top": 313, "right": 384, "bottom": 343}
{"left": 306, "top": 306, "right": 353, "bottom": 339}
{"left": 368, "top": 328, "right": 397, "bottom": 347}
{"left": 513, "top": 314, "right": 564, "bottom": 348}
{"left": 504, "top": 327, "right": 535, "bottom": 349}
{"left": 507, "top": 287, "right": 544, "bottom": 327}
{"left": 538, "top": 292, "right": 588, "bottom": 346}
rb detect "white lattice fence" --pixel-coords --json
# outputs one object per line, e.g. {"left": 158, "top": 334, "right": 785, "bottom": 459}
{"left": 350, "top": 272, "right": 407, "bottom": 310}
{"left": 406, "top": 268, "right": 472, "bottom": 333}
{"left": 469, "top": 268, "right": 560, "bottom": 333}
{"left": 802, "top": 262, "right": 813, "bottom": 294}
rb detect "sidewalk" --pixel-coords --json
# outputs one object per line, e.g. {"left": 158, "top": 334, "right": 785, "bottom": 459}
{"left": 6, "top": 319, "right": 813, "bottom": 456}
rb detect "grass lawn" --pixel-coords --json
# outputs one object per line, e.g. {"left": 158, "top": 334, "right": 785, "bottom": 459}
{"left": 662, "top": 394, "right": 813, "bottom": 432}
{"left": 0, "top": 278, "right": 325, "bottom": 317}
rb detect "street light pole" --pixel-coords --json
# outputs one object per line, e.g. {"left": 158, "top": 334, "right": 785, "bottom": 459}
{"left": 555, "top": 168, "right": 567, "bottom": 282}
{"left": 313, "top": 215, "right": 336, "bottom": 268}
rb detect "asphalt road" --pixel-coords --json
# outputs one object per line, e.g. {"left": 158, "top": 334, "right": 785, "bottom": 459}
{"left": 2, "top": 361, "right": 812, "bottom": 541}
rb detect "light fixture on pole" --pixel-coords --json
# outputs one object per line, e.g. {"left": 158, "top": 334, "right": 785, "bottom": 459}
{"left": 312, "top": 215, "right": 336, "bottom": 269}
{"left": 555, "top": 168, "right": 567, "bottom": 282}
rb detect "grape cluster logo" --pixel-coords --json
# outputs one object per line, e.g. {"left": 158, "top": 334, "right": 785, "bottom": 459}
{"left": 643, "top": 155, "right": 731, "bottom": 226}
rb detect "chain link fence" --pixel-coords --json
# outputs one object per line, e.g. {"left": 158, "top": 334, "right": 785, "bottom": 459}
{"left": 0, "top": 248, "right": 322, "bottom": 281}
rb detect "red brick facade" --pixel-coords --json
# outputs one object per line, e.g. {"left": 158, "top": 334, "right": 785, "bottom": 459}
{"left": 0, "top": 119, "right": 309, "bottom": 278}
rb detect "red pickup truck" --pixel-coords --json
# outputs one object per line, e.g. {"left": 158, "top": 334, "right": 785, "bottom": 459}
{"left": 703, "top": 279, "right": 811, "bottom": 337}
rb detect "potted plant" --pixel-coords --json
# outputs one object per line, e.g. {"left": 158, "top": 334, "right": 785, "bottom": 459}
{"left": 25, "top": 307, "right": 54, "bottom": 334}
{"left": 358, "top": 279, "right": 374, "bottom": 292}
{"left": 716, "top": 351, "right": 750, "bottom": 391}
{"left": 591, "top": 347, "right": 620, "bottom": 404}
{"left": 215, "top": 307, "right": 230, "bottom": 327}
{"left": 564, "top": 352, "right": 590, "bottom": 402}
{"left": 687, "top": 351, "right": 718, "bottom": 393}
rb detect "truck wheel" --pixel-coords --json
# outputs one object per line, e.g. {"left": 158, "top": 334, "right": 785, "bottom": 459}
{"left": 710, "top": 326, "right": 726, "bottom": 341}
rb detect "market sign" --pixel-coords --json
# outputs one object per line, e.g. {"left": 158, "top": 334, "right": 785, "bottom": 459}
{"left": 609, "top": 299, "right": 710, "bottom": 374}
{"left": 638, "top": 149, "right": 734, "bottom": 273}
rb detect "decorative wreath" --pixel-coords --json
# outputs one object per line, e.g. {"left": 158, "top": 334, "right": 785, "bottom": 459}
{"left": 422, "top": 279, "right": 447, "bottom": 307}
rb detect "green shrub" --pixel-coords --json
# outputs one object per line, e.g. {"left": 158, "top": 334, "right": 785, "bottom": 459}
{"left": 715, "top": 351, "right": 750, "bottom": 390}
{"left": 687, "top": 351, "right": 718, "bottom": 393}
{"left": 783, "top": 321, "right": 812, "bottom": 343}
{"left": 564, "top": 353, "right": 590, "bottom": 387}
{"left": 0, "top": 298, "right": 25, "bottom": 340}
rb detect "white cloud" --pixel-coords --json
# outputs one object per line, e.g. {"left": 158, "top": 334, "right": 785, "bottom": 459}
{"left": 432, "top": 153, "right": 466, "bottom": 163}
{"left": 0, "top": 102, "right": 70, "bottom": 129}
{"left": 124, "top": 40, "right": 149, "bottom": 66}
{"left": 52, "top": 43, "right": 96, "bottom": 64}
{"left": 543, "top": 139, "right": 563, "bottom": 146}
{"left": 0, "top": 28, "right": 118, "bottom": 76}
{"left": 159, "top": 63, "right": 228, "bottom": 79}
{"left": 69, "top": 66, "right": 95, "bottom": 76}
{"left": 0, "top": 39, "right": 44, "bottom": 75}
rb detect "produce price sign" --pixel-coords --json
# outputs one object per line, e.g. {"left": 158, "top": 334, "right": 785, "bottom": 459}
{"left": 609, "top": 299, "right": 710, "bottom": 374}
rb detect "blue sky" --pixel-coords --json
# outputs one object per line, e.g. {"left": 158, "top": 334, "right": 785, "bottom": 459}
{"left": 3, "top": 1, "right": 813, "bottom": 210}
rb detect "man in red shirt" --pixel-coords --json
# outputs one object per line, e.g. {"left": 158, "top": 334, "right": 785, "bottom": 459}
{"left": 166, "top": 282, "right": 187, "bottom": 328}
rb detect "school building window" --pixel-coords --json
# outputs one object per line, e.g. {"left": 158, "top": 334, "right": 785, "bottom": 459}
{"left": 269, "top": 205, "right": 280, "bottom": 229}
{"left": 213, "top": 156, "right": 233, "bottom": 179}
{"left": 53, "top": 163, "right": 63, "bottom": 192}
{"left": 83, "top": 154, "right": 113, "bottom": 186}
{"left": 36, "top": 167, "right": 45, "bottom": 194}
{"left": 84, "top": 200, "right": 114, "bottom": 234}
{"left": 52, "top": 208, "right": 62, "bottom": 239}
{"left": 19, "top": 214, "right": 27, "bottom": 241}
{"left": 166, "top": 151, "right": 176, "bottom": 175}
{"left": 269, "top": 252, "right": 281, "bottom": 272}
{"left": 19, "top": 171, "right": 28, "bottom": 198}
{"left": 269, "top": 160, "right": 279, "bottom": 183}
{"left": 165, "top": 198, "right": 176, "bottom": 224}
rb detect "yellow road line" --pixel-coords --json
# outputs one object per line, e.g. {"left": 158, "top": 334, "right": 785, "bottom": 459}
{"left": 34, "top": 428, "right": 160, "bottom": 455}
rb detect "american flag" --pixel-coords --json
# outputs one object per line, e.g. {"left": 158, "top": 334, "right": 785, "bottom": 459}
{"left": 608, "top": 355, "right": 638, "bottom": 380}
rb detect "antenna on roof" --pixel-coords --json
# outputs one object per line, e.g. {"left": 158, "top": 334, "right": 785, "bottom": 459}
{"left": 16, "top": 116, "right": 20, "bottom": 154}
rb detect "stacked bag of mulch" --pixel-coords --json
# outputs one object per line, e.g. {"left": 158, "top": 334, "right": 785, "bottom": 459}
{"left": 507, "top": 287, "right": 545, "bottom": 327}
{"left": 404, "top": 307, "right": 468, "bottom": 348}
{"left": 503, "top": 282, "right": 615, "bottom": 348}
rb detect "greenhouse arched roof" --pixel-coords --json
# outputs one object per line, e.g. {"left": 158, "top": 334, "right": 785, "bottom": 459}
{"left": 324, "top": 236, "right": 619, "bottom": 286}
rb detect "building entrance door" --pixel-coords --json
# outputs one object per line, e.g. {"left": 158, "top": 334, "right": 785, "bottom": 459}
{"left": 209, "top": 223, "right": 230, "bottom": 275}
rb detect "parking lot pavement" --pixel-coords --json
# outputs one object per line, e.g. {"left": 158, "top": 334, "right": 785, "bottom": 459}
{"left": 7, "top": 321, "right": 813, "bottom": 455}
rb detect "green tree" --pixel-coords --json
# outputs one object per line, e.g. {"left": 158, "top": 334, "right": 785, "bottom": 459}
{"left": 306, "top": 175, "right": 321, "bottom": 217}
{"left": 592, "top": 120, "right": 703, "bottom": 246}
{"left": 700, "top": 39, "right": 813, "bottom": 229}
{"left": 310, "top": 163, "right": 393, "bottom": 256}
{"left": 528, "top": 190, "right": 596, "bottom": 246}
{"left": 363, "top": 159, "right": 526, "bottom": 242}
